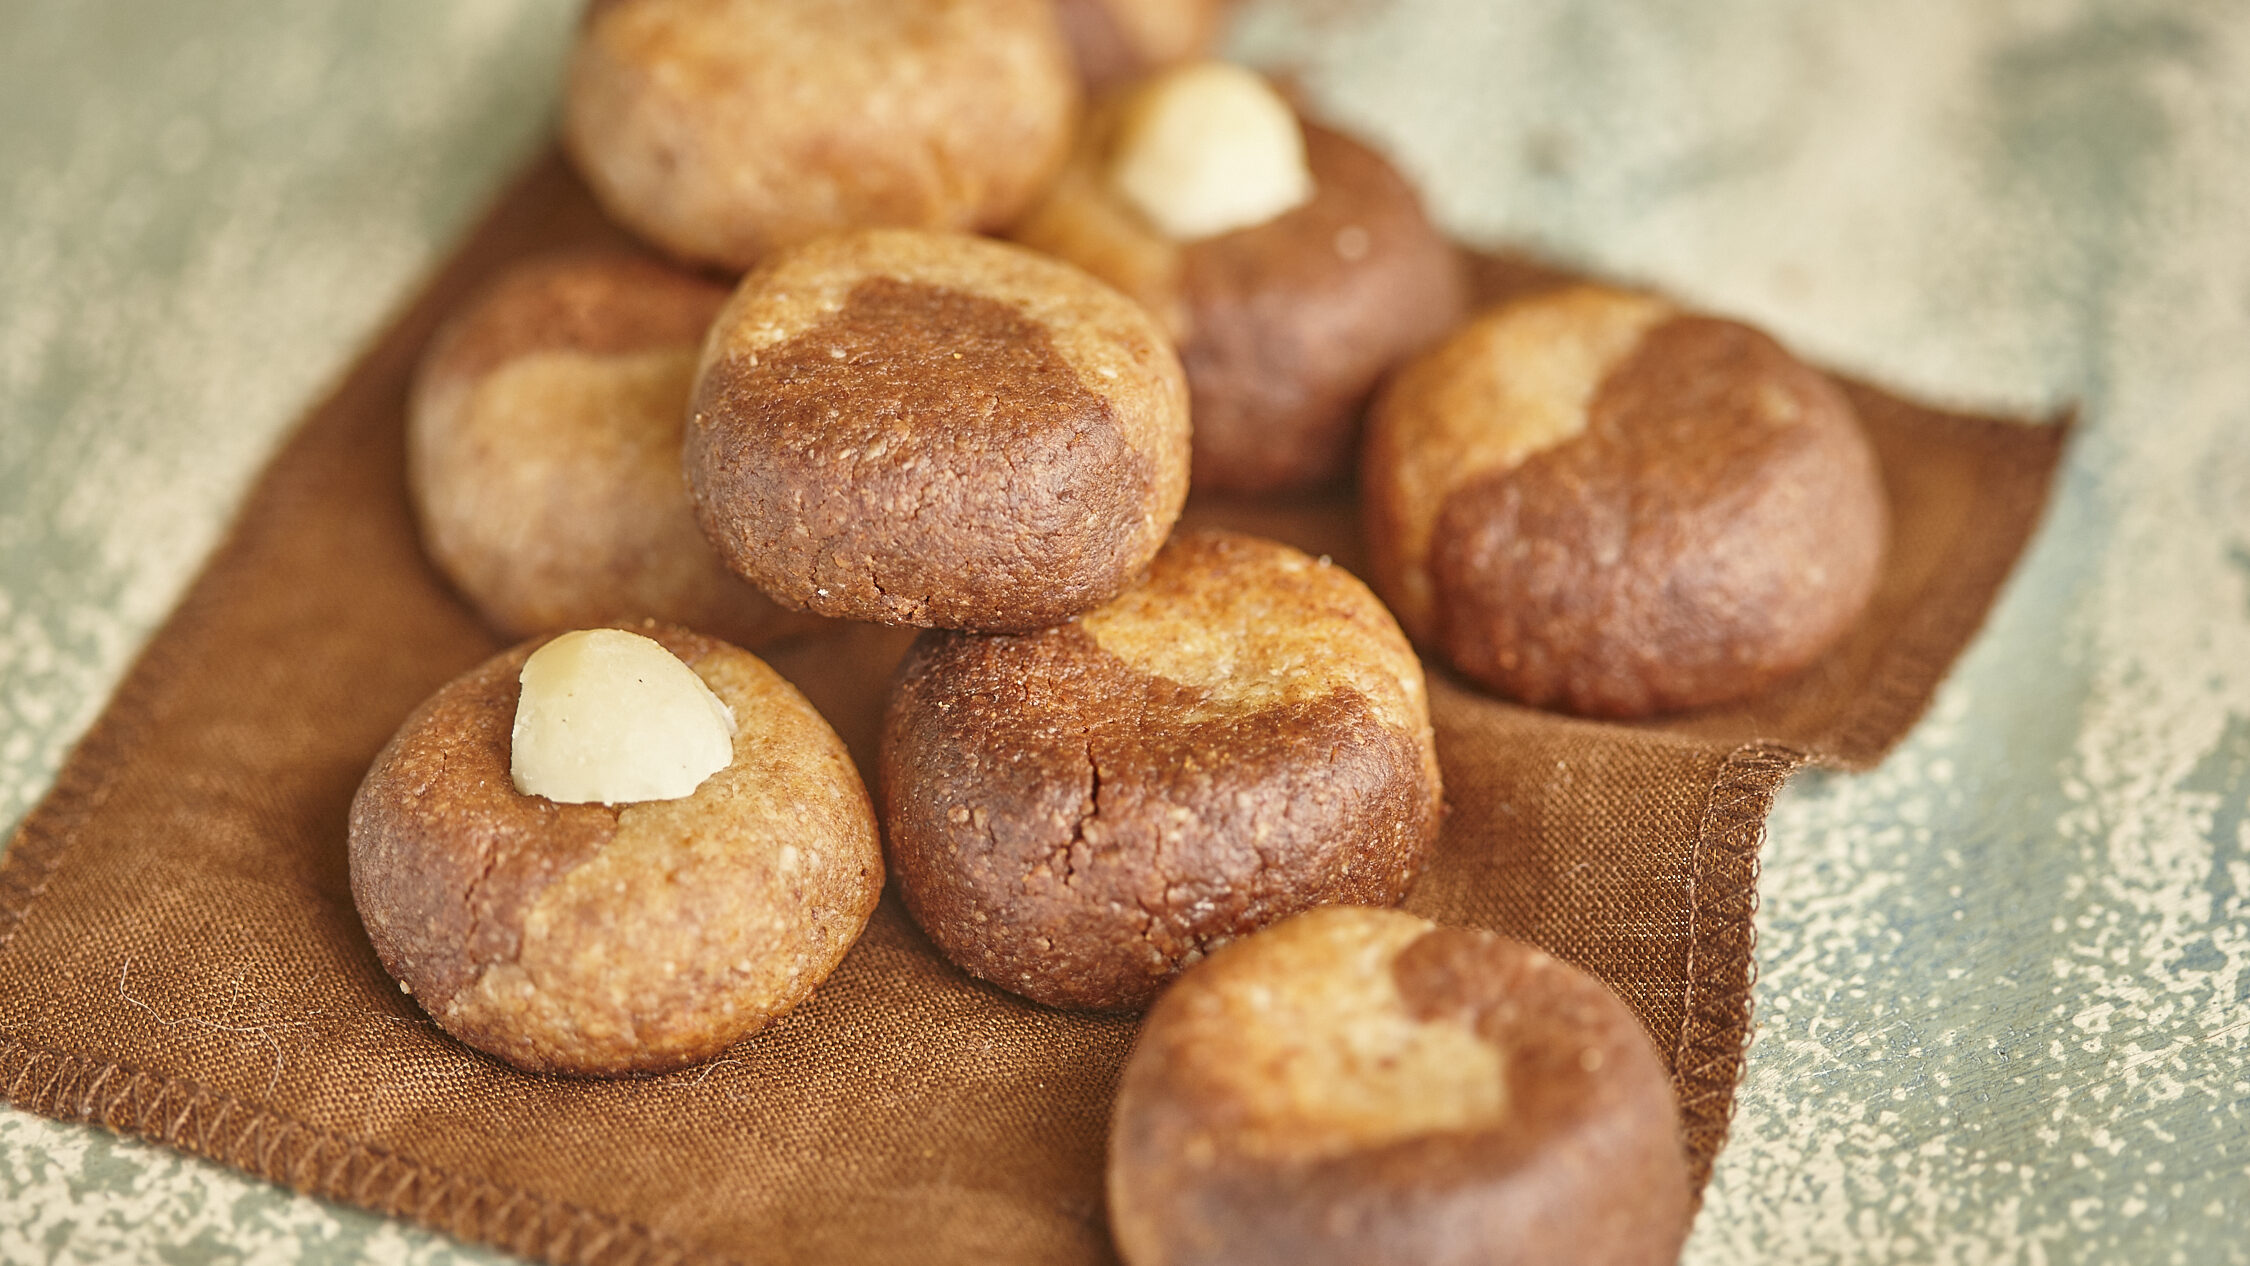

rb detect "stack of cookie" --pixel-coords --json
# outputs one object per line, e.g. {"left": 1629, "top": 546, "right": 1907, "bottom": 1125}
{"left": 347, "top": 3, "right": 1892, "bottom": 1261}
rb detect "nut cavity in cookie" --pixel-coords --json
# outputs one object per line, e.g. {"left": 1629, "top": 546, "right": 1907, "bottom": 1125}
{"left": 688, "top": 229, "right": 1188, "bottom": 632}
{"left": 349, "top": 624, "right": 883, "bottom": 1076}
{"left": 564, "top": 0, "right": 1079, "bottom": 271}
{"left": 1368, "top": 284, "right": 1673, "bottom": 639}
{"left": 511, "top": 628, "right": 736, "bottom": 805}
{"left": 1110, "top": 63, "right": 1312, "bottom": 241}
{"left": 1109, "top": 906, "right": 1694, "bottom": 1266}
{"left": 880, "top": 529, "right": 1442, "bottom": 1012}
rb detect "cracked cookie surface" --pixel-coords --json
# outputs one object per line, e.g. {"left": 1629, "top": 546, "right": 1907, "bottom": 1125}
{"left": 687, "top": 228, "right": 1189, "bottom": 632}
{"left": 879, "top": 530, "right": 1440, "bottom": 1012}
{"left": 348, "top": 623, "right": 881, "bottom": 1076}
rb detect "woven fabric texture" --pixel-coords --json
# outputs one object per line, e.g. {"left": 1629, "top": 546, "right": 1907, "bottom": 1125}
{"left": 0, "top": 154, "right": 2067, "bottom": 1266}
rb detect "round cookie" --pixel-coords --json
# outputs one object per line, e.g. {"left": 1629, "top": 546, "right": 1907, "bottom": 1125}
{"left": 1052, "top": 0, "right": 1230, "bottom": 92}
{"left": 1109, "top": 906, "right": 1694, "bottom": 1266}
{"left": 348, "top": 623, "right": 882, "bottom": 1076}
{"left": 881, "top": 529, "right": 1442, "bottom": 1012}
{"left": 686, "top": 228, "right": 1190, "bottom": 633}
{"left": 564, "top": 0, "right": 1079, "bottom": 271}
{"left": 1363, "top": 284, "right": 1889, "bottom": 718}
{"left": 409, "top": 252, "right": 815, "bottom": 648}
{"left": 1011, "top": 77, "right": 1465, "bottom": 494}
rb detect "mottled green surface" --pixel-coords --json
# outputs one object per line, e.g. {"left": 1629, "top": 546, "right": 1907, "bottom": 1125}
{"left": 4, "top": 1, "right": 2246, "bottom": 1262}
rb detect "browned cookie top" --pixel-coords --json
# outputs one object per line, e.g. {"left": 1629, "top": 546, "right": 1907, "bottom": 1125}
{"left": 687, "top": 229, "right": 1189, "bottom": 632}
{"left": 881, "top": 529, "right": 1441, "bottom": 1012}
{"left": 409, "top": 253, "right": 818, "bottom": 647}
{"left": 1364, "top": 284, "right": 1888, "bottom": 717}
{"left": 1109, "top": 906, "right": 1693, "bottom": 1266}
{"left": 1012, "top": 101, "right": 1464, "bottom": 493}
{"left": 348, "top": 624, "right": 882, "bottom": 1076}
{"left": 564, "top": 0, "right": 1079, "bottom": 271}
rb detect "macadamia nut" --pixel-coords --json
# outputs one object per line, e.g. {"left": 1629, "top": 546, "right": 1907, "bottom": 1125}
{"left": 511, "top": 628, "right": 736, "bottom": 805}
{"left": 1110, "top": 62, "right": 1312, "bottom": 241}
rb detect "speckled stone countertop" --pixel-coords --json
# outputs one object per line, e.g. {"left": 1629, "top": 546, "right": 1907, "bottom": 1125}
{"left": 4, "top": 2, "right": 2245, "bottom": 1262}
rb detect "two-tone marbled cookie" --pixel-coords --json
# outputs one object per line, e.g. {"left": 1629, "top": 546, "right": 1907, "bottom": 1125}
{"left": 409, "top": 253, "right": 812, "bottom": 647}
{"left": 1363, "top": 284, "right": 1888, "bottom": 717}
{"left": 1109, "top": 906, "right": 1693, "bottom": 1266}
{"left": 881, "top": 529, "right": 1442, "bottom": 1012}
{"left": 686, "top": 228, "right": 1190, "bottom": 633}
{"left": 350, "top": 624, "right": 882, "bottom": 1076}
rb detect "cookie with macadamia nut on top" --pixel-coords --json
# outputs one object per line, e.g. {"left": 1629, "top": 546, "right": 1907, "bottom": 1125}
{"left": 408, "top": 253, "right": 814, "bottom": 648}
{"left": 685, "top": 228, "right": 1190, "bottom": 633}
{"left": 880, "top": 529, "right": 1442, "bottom": 1013}
{"left": 1108, "top": 906, "right": 1694, "bottom": 1266}
{"left": 1012, "top": 61, "right": 1466, "bottom": 494}
{"left": 348, "top": 623, "right": 882, "bottom": 1077}
{"left": 1363, "top": 283, "right": 1889, "bottom": 718}
{"left": 564, "top": 0, "right": 1079, "bottom": 272}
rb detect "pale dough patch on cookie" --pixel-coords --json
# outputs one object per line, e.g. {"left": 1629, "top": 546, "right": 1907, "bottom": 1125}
{"left": 1162, "top": 907, "right": 1507, "bottom": 1161}
{"left": 1379, "top": 285, "right": 1672, "bottom": 635}
{"left": 1078, "top": 532, "right": 1427, "bottom": 732}
{"left": 438, "top": 346, "right": 699, "bottom": 544}
{"left": 414, "top": 346, "right": 704, "bottom": 625}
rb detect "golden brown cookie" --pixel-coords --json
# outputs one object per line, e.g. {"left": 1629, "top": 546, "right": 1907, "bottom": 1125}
{"left": 1052, "top": 0, "right": 1230, "bottom": 92}
{"left": 1011, "top": 74, "right": 1465, "bottom": 494}
{"left": 564, "top": 0, "right": 1079, "bottom": 271}
{"left": 686, "top": 228, "right": 1190, "bottom": 632}
{"left": 1109, "top": 906, "right": 1694, "bottom": 1266}
{"left": 881, "top": 529, "right": 1442, "bottom": 1012}
{"left": 1364, "top": 284, "right": 1889, "bottom": 717}
{"left": 348, "top": 623, "right": 882, "bottom": 1076}
{"left": 409, "top": 252, "right": 815, "bottom": 648}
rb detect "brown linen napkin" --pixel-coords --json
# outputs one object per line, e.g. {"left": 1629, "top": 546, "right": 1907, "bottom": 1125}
{"left": 0, "top": 153, "right": 2067, "bottom": 1266}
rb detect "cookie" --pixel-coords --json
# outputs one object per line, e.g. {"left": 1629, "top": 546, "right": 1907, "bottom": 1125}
{"left": 1052, "top": 0, "right": 1229, "bottom": 92}
{"left": 409, "top": 253, "right": 814, "bottom": 647}
{"left": 686, "top": 228, "right": 1190, "bottom": 632}
{"left": 1012, "top": 65, "right": 1465, "bottom": 493}
{"left": 564, "top": 0, "right": 1079, "bottom": 271}
{"left": 348, "top": 623, "right": 882, "bottom": 1076}
{"left": 880, "top": 529, "right": 1442, "bottom": 1012}
{"left": 1109, "top": 906, "right": 1694, "bottom": 1266}
{"left": 1363, "top": 284, "right": 1889, "bottom": 717}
